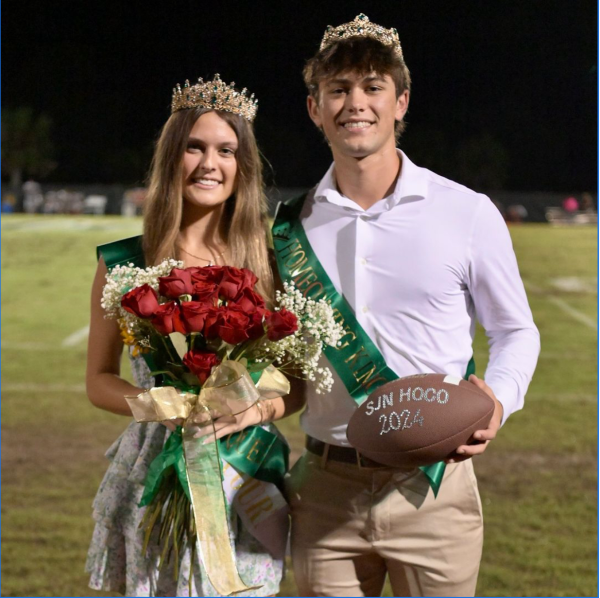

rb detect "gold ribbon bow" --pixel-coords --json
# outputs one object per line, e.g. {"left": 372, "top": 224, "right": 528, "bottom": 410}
{"left": 126, "top": 360, "right": 289, "bottom": 596}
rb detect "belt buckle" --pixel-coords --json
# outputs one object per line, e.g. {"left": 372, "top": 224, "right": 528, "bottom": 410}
{"left": 357, "top": 452, "right": 385, "bottom": 469}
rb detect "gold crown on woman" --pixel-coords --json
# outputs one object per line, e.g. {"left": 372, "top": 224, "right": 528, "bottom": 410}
{"left": 171, "top": 74, "right": 258, "bottom": 122}
{"left": 320, "top": 13, "right": 403, "bottom": 59}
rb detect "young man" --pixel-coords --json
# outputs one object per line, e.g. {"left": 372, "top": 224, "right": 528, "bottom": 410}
{"left": 273, "top": 14, "right": 540, "bottom": 598}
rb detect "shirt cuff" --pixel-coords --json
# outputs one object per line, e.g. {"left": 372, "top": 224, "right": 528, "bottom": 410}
{"left": 484, "top": 376, "right": 522, "bottom": 427}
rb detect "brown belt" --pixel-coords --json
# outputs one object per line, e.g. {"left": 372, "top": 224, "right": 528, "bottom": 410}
{"left": 305, "top": 435, "right": 388, "bottom": 469}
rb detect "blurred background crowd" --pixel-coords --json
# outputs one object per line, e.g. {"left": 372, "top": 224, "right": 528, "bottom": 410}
{"left": 1, "top": 1, "right": 596, "bottom": 227}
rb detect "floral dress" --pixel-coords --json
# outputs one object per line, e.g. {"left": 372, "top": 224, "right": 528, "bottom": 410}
{"left": 85, "top": 351, "right": 285, "bottom": 597}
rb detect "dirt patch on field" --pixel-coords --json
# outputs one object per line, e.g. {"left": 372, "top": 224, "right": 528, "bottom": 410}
{"left": 1, "top": 422, "right": 126, "bottom": 487}
{"left": 479, "top": 450, "right": 597, "bottom": 471}
{"left": 2, "top": 421, "right": 306, "bottom": 486}
{"left": 5, "top": 421, "right": 594, "bottom": 488}
{"left": 475, "top": 449, "right": 598, "bottom": 499}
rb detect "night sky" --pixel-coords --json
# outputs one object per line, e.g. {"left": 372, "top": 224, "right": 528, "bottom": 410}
{"left": 3, "top": 0, "right": 597, "bottom": 192}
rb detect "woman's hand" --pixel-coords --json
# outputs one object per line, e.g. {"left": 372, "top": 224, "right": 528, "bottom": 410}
{"left": 188, "top": 401, "right": 267, "bottom": 442}
{"left": 172, "top": 378, "right": 306, "bottom": 442}
{"left": 162, "top": 418, "right": 185, "bottom": 432}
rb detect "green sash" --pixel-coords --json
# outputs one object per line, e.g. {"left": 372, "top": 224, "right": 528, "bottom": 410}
{"left": 272, "top": 194, "right": 476, "bottom": 496}
{"left": 97, "top": 235, "right": 145, "bottom": 268}
{"left": 97, "top": 237, "right": 290, "bottom": 491}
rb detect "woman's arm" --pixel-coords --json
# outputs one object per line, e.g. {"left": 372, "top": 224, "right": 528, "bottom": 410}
{"left": 85, "top": 258, "right": 142, "bottom": 416}
{"left": 256, "top": 376, "right": 307, "bottom": 423}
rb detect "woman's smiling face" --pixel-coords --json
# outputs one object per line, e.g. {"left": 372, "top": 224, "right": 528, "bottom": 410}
{"left": 181, "top": 111, "right": 239, "bottom": 209}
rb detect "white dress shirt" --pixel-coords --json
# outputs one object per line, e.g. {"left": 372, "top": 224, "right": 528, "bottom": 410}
{"left": 299, "top": 150, "right": 540, "bottom": 446}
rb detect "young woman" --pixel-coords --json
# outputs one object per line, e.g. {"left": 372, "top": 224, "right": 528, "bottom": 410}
{"left": 85, "top": 74, "right": 302, "bottom": 597}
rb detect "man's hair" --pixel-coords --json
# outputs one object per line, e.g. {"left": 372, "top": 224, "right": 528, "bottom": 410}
{"left": 303, "top": 37, "right": 411, "bottom": 138}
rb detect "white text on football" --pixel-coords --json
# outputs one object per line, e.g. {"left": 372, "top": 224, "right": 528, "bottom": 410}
{"left": 379, "top": 409, "right": 424, "bottom": 435}
{"left": 364, "top": 387, "right": 450, "bottom": 415}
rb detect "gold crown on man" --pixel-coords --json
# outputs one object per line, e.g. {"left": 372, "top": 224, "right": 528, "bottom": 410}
{"left": 320, "top": 14, "right": 403, "bottom": 59}
{"left": 171, "top": 74, "right": 258, "bottom": 122}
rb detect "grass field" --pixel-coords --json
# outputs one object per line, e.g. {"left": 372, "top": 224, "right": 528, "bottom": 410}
{"left": 1, "top": 215, "right": 597, "bottom": 597}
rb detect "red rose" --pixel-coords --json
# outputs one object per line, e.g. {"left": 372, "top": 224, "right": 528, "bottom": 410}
{"left": 265, "top": 308, "right": 298, "bottom": 341}
{"left": 150, "top": 301, "right": 186, "bottom": 336}
{"left": 219, "top": 266, "right": 258, "bottom": 301}
{"left": 183, "top": 349, "right": 221, "bottom": 385}
{"left": 240, "top": 268, "right": 258, "bottom": 291}
{"left": 121, "top": 284, "right": 160, "bottom": 318}
{"left": 246, "top": 310, "right": 266, "bottom": 340}
{"left": 192, "top": 280, "right": 219, "bottom": 305}
{"left": 232, "top": 287, "right": 266, "bottom": 314}
{"left": 180, "top": 301, "right": 212, "bottom": 333}
{"left": 203, "top": 306, "right": 224, "bottom": 339}
{"left": 217, "top": 305, "right": 251, "bottom": 344}
{"left": 158, "top": 268, "right": 193, "bottom": 298}
{"left": 190, "top": 266, "right": 224, "bottom": 285}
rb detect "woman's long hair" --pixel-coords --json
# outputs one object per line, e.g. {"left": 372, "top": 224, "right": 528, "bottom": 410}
{"left": 142, "top": 107, "right": 274, "bottom": 300}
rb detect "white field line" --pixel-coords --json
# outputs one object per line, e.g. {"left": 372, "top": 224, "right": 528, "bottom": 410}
{"left": 2, "top": 382, "right": 86, "bottom": 392}
{"left": 546, "top": 296, "right": 596, "bottom": 330}
{"left": 525, "top": 281, "right": 597, "bottom": 331}
{"left": 1, "top": 217, "right": 142, "bottom": 233}
{"left": 62, "top": 325, "right": 90, "bottom": 347}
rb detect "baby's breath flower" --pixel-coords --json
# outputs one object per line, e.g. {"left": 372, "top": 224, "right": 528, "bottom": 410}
{"left": 260, "top": 281, "right": 344, "bottom": 393}
{"left": 102, "top": 266, "right": 344, "bottom": 394}
{"left": 102, "top": 259, "right": 183, "bottom": 318}
{"left": 101, "top": 258, "right": 184, "bottom": 345}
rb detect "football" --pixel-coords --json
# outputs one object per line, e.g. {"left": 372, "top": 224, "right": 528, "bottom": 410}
{"left": 346, "top": 373, "right": 495, "bottom": 467}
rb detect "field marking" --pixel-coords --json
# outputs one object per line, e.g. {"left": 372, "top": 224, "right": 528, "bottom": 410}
{"left": 525, "top": 281, "right": 596, "bottom": 331}
{"left": 550, "top": 276, "right": 597, "bottom": 294}
{"left": 546, "top": 297, "right": 596, "bottom": 330}
{"left": 2, "top": 383, "right": 86, "bottom": 393}
{"left": 62, "top": 326, "right": 90, "bottom": 347}
{"left": 1, "top": 216, "right": 142, "bottom": 233}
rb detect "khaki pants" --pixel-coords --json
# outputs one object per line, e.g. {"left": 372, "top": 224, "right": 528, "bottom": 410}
{"left": 286, "top": 450, "right": 483, "bottom": 597}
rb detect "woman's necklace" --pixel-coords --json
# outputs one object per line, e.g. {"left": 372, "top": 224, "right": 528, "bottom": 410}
{"left": 177, "top": 245, "right": 227, "bottom": 266}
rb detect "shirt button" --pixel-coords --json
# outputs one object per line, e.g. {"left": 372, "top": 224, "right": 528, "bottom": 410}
{"left": 360, "top": 258, "right": 367, "bottom": 266}
{"left": 362, "top": 306, "right": 369, "bottom": 313}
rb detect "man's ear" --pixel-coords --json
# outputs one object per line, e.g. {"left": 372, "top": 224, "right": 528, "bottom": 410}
{"left": 395, "top": 90, "right": 410, "bottom": 122}
{"left": 307, "top": 95, "right": 323, "bottom": 128}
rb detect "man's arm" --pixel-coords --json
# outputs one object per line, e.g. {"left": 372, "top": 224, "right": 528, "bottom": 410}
{"left": 450, "top": 196, "right": 540, "bottom": 462}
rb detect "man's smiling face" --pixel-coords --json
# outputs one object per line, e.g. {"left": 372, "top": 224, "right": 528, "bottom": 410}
{"left": 307, "top": 71, "right": 408, "bottom": 160}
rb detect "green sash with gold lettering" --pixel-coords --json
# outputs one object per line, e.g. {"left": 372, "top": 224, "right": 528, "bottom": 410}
{"left": 272, "top": 194, "right": 476, "bottom": 496}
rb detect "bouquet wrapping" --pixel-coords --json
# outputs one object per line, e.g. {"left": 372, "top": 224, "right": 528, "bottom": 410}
{"left": 102, "top": 261, "right": 343, "bottom": 595}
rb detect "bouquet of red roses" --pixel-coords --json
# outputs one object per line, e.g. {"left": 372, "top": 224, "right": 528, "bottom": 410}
{"left": 102, "top": 260, "right": 343, "bottom": 594}
{"left": 116, "top": 265, "right": 297, "bottom": 380}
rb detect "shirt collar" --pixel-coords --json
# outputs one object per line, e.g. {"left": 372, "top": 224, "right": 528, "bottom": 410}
{"left": 314, "top": 149, "right": 428, "bottom": 213}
